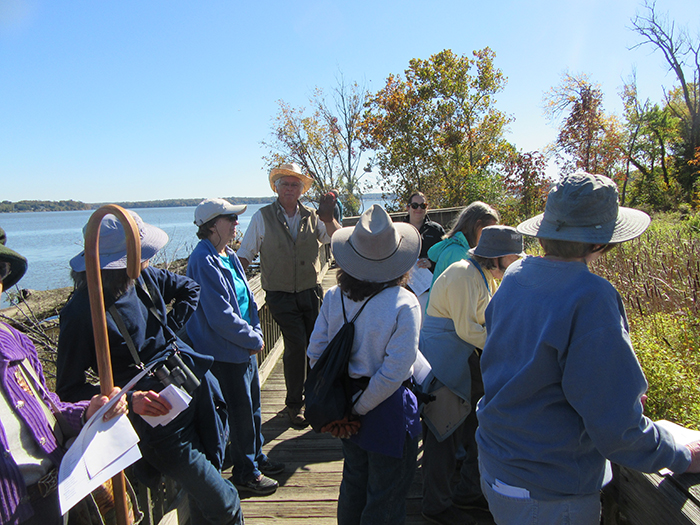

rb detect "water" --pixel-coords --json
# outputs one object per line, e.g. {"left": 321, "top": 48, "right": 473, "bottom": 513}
{"left": 0, "top": 197, "right": 392, "bottom": 305}
{"left": 0, "top": 204, "right": 265, "bottom": 306}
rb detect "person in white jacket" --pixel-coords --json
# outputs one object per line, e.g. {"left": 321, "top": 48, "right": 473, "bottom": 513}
{"left": 307, "top": 205, "right": 422, "bottom": 525}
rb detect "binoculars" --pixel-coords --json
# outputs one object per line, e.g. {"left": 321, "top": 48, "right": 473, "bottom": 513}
{"left": 153, "top": 351, "right": 200, "bottom": 395}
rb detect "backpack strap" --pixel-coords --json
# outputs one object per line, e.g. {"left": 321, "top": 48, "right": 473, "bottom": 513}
{"left": 468, "top": 257, "right": 492, "bottom": 298}
{"left": 341, "top": 286, "right": 388, "bottom": 325}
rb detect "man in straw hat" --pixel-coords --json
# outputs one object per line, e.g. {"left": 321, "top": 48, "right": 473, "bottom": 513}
{"left": 475, "top": 172, "right": 700, "bottom": 524}
{"left": 238, "top": 163, "right": 341, "bottom": 427}
{"left": 0, "top": 226, "right": 127, "bottom": 525}
{"left": 420, "top": 225, "right": 524, "bottom": 524}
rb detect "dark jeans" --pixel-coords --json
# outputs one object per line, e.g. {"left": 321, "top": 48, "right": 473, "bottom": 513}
{"left": 265, "top": 286, "right": 322, "bottom": 409}
{"left": 138, "top": 393, "right": 243, "bottom": 525}
{"left": 422, "top": 350, "right": 485, "bottom": 514}
{"left": 212, "top": 357, "right": 267, "bottom": 484}
{"left": 337, "top": 435, "right": 418, "bottom": 525}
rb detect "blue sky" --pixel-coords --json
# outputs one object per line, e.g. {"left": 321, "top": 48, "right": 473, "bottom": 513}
{"left": 1, "top": 0, "right": 698, "bottom": 202}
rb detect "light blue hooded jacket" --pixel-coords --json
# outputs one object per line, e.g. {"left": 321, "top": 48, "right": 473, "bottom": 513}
{"left": 186, "top": 239, "right": 263, "bottom": 364}
{"left": 427, "top": 231, "right": 471, "bottom": 285}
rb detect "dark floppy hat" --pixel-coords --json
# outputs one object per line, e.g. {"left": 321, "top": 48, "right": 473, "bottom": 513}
{"left": 517, "top": 171, "right": 650, "bottom": 243}
{"left": 331, "top": 205, "right": 421, "bottom": 283}
{"left": 70, "top": 211, "right": 169, "bottom": 272}
{"left": 468, "top": 225, "right": 525, "bottom": 258}
{"left": 0, "top": 227, "right": 28, "bottom": 289}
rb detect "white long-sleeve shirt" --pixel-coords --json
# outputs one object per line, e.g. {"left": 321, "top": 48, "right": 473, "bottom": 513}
{"left": 307, "top": 285, "right": 420, "bottom": 415}
{"left": 237, "top": 201, "right": 332, "bottom": 263}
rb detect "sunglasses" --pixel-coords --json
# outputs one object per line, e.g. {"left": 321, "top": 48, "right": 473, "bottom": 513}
{"left": 0, "top": 261, "right": 11, "bottom": 282}
{"left": 409, "top": 202, "right": 427, "bottom": 210}
{"left": 221, "top": 214, "right": 238, "bottom": 222}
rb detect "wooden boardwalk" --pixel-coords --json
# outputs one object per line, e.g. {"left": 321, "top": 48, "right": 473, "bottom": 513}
{"left": 233, "top": 356, "right": 427, "bottom": 524}
{"left": 232, "top": 268, "right": 495, "bottom": 524}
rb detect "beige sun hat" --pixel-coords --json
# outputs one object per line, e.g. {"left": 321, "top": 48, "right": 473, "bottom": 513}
{"left": 269, "top": 163, "right": 314, "bottom": 194}
{"left": 517, "top": 171, "right": 650, "bottom": 243}
{"left": 194, "top": 198, "right": 247, "bottom": 226}
{"left": 331, "top": 205, "right": 421, "bottom": 283}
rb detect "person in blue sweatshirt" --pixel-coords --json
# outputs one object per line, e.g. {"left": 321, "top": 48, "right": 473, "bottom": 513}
{"left": 187, "top": 198, "right": 285, "bottom": 497}
{"left": 476, "top": 171, "right": 700, "bottom": 525}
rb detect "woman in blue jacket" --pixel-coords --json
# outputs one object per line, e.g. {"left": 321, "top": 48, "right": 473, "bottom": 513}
{"left": 187, "top": 198, "right": 284, "bottom": 497}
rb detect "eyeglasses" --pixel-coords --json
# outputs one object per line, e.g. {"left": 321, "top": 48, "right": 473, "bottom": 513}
{"left": 279, "top": 181, "right": 303, "bottom": 189}
{"left": 0, "top": 262, "right": 11, "bottom": 282}
{"left": 410, "top": 202, "right": 427, "bottom": 210}
{"left": 221, "top": 214, "right": 238, "bottom": 222}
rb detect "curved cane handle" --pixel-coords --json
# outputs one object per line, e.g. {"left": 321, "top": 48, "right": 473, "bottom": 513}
{"left": 83, "top": 204, "right": 141, "bottom": 525}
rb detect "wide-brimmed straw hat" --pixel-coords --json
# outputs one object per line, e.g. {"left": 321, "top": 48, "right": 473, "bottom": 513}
{"left": 194, "top": 198, "right": 247, "bottom": 226}
{"left": 269, "top": 163, "right": 314, "bottom": 194}
{"left": 469, "top": 225, "right": 525, "bottom": 258}
{"left": 517, "top": 171, "right": 650, "bottom": 243}
{"left": 331, "top": 205, "right": 421, "bottom": 283}
{"left": 0, "top": 227, "right": 28, "bottom": 289}
{"left": 70, "top": 211, "right": 169, "bottom": 272}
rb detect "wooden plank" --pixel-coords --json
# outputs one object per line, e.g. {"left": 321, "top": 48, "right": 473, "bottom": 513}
{"left": 617, "top": 467, "right": 700, "bottom": 524}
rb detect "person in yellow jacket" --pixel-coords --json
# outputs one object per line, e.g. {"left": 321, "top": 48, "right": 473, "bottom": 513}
{"left": 419, "top": 225, "right": 524, "bottom": 525}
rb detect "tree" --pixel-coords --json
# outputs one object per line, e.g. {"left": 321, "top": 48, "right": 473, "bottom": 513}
{"left": 544, "top": 73, "right": 623, "bottom": 178}
{"left": 631, "top": 0, "right": 700, "bottom": 201}
{"left": 360, "top": 48, "right": 513, "bottom": 209}
{"left": 618, "top": 76, "right": 683, "bottom": 208}
{"left": 502, "top": 151, "right": 551, "bottom": 222}
{"left": 262, "top": 77, "right": 369, "bottom": 215}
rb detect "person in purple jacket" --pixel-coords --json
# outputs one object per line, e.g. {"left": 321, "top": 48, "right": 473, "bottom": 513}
{"left": 187, "top": 198, "right": 284, "bottom": 497}
{"left": 0, "top": 226, "right": 126, "bottom": 525}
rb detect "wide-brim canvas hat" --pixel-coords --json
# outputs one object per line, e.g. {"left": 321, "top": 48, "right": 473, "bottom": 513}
{"left": 468, "top": 225, "right": 525, "bottom": 258}
{"left": 70, "top": 210, "right": 169, "bottom": 272}
{"left": 194, "top": 198, "right": 247, "bottom": 226}
{"left": 517, "top": 171, "right": 651, "bottom": 244}
{"left": 0, "top": 227, "right": 28, "bottom": 289}
{"left": 332, "top": 204, "right": 421, "bottom": 283}
{"left": 269, "top": 163, "right": 314, "bottom": 194}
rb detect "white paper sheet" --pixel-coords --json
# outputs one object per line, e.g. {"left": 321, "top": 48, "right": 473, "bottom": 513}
{"left": 656, "top": 419, "right": 700, "bottom": 475}
{"left": 140, "top": 383, "right": 192, "bottom": 427}
{"left": 412, "top": 350, "right": 432, "bottom": 385}
{"left": 58, "top": 364, "right": 154, "bottom": 514}
{"left": 407, "top": 264, "right": 433, "bottom": 297}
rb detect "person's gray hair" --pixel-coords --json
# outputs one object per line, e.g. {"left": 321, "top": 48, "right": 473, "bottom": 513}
{"left": 447, "top": 201, "right": 500, "bottom": 248}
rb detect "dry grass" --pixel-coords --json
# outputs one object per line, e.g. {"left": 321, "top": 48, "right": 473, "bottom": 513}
{"left": 590, "top": 215, "right": 700, "bottom": 428}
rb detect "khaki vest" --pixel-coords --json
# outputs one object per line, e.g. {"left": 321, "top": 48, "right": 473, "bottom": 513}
{"left": 259, "top": 201, "right": 321, "bottom": 292}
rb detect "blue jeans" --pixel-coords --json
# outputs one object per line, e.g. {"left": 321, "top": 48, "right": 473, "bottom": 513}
{"left": 337, "top": 435, "right": 418, "bottom": 525}
{"left": 479, "top": 462, "right": 601, "bottom": 525}
{"left": 139, "top": 398, "right": 243, "bottom": 525}
{"left": 211, "top": 358, "right": 267, "bottom": 484}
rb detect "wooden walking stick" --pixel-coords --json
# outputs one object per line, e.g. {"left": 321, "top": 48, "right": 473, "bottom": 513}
{"left": 84, "top": 204, "right": 142, "bottom": 525}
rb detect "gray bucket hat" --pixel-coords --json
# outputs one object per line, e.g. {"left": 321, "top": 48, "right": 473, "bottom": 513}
{"left": 517, "top": 171, "right": 650, "bottom": 243}
{"left": 70, "top": 211, "right": 169, "bottom": 272}
{"left": 331, "top": 205, "right": 421, "bottom": 283}
{"left": 0, "top": 227, "right": 28, "bottom": 289}
{"left": 468, "top": 225, "right": 525, "bottom": 258}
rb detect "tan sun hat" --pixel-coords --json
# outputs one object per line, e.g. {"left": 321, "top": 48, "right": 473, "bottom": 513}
{"left": 269, "top": 163, "right": 314, "bottom": 194}
{"left": 331, "top": 205, "right": 421, "bottom": 283}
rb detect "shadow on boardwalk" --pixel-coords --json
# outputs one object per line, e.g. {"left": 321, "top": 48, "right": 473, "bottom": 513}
{"left": 234, "top": 356, "right": 495, "bottom": 524}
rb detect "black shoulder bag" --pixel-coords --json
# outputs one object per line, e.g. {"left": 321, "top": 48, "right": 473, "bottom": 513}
{"left": 304, "top": 288, "right": 383, "bottom": 433}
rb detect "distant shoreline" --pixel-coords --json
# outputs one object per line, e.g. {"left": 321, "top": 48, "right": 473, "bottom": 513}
{"left": 0, "top": 193, "right": 389, "bottom": 214}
